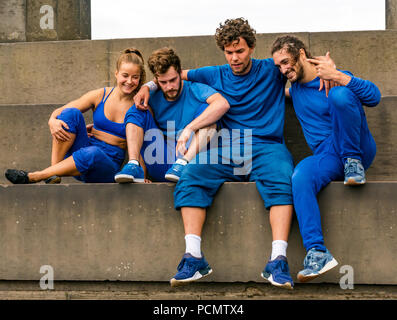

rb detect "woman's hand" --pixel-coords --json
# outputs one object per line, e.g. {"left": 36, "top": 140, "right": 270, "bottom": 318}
{"left": 134, "top": 86, "right": 151, "bottom": 111}
{"left": 48, "top": 118, "right": 71, "bottom": 142}
{"left": 86, "top": 123, "right": 94, "bottom": 137}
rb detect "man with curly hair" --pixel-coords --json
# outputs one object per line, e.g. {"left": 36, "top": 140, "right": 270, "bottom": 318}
{"left": 173, "top": 18, "right": 296, "bottom": 289}
{"left": 134, "top": 18, "right": 295, "bottom": 289}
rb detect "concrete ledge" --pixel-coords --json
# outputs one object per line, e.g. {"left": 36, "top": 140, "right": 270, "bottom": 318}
{"left": 0, "top": 97, "right": 395, "bottom": 183}
{"left": 0, "top": 182, "right": 395, "bottom": 284}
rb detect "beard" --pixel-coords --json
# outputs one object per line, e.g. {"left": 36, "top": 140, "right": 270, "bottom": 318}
{"left": 162, "top": 77, "right": 182, "bottom": 101}
{"left": 286, "top": 62, "right": 305, "bottom": 83}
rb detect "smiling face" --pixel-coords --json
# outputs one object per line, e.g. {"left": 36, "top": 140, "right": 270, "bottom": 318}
{"left": 156, "top": 66, "right": 182, "bottom": 101}
{"left": 272, "top": 48, "right": 305, "bottom": 83}
{"left": 224, "top": 37, "right": 254, "bottom": 75}
{"left": 115, "top": 62, "right": 141, "bottom": 95}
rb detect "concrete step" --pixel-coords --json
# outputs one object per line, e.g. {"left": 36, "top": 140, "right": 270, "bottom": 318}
{"left": 0, "top": 281, "right": 395, "bottom": 300}
{"left": 0, "top": 96, "right": 395, "bottom": 184}
{"left": 0, "top": 181, "right": 395, "bottom": 285}
{"left": 0, "top": 30, "right": 396, "bottom": 105}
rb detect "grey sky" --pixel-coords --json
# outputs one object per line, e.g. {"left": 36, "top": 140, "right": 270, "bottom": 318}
{"left": 91, "top": 0, "right": 385, "bottom": 40}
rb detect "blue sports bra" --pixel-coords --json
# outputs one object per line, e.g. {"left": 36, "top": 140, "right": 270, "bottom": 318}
{"left": 93, "top": 87, "right": 126, "bottom": 139}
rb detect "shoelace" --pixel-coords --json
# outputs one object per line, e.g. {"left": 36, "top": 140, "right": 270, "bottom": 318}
{"left": 176, "top": 258, "right": 196, "bottom": 275}
{"left": 345, "top": 162, "right": 357, "bottom": 174}
{"left": 304, "top": 253, "right": 322, "bottom": 271}
{"left": 271, "top": 259, "right": 289, "bottom": 275}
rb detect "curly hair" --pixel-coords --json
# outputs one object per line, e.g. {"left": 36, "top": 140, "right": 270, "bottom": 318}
{"left": 271, "top": 35, "right": 313, "bottom": 62}
{"left": 147, "top": 47, "right": 182, "bottom": 76}
{"left": 215, "top": 18, "right": 256, "bottom": 50}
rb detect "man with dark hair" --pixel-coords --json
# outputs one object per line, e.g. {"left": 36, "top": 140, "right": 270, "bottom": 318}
{"left": 115, "top": 47, "right": 229, "bottom": 183}
{"left": 272, "top": 35, "right": 380, "bottom": 282}
{"left": 134, "top": 18, "right": 297, "bottom": 289}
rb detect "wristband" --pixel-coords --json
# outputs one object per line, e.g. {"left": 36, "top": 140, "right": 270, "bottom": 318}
{"left": 144, "top": 81, "right": 158, "bottom": 92}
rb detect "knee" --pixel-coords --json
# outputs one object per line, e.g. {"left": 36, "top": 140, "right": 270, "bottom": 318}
{"left": 291, "top": 165, "right": 315, "bottom": 191}
{"left": 57, "top": 108, "right": 84, "bottom": 127}
{"left": 328, "top": 86, "right": 355, "bottom": 109}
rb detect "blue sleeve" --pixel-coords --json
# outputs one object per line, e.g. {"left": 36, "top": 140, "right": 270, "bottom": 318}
{"left": 187, "top": 66, "right": 218, "bottom": 86}
{"left": 341, "top": 70, "right": 381, "bottom": 107}
{"left": 346, "top": 76, "right": 381, "bottom": 107}
{"left": 190, "top": 82, "right": 218, "bottom": 103}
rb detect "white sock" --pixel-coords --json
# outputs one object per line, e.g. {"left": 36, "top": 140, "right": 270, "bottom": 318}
{"left": 128, "top": 159, "right": 139, "bottom": 166}
{"left": 176, "top": 158, "right": 188, "bottom": 165}
{"left": 271, "top": 240, "right": 288, "bottom": 261}
{"left": 185, "top": 234, "right": 202, "bottom": 258}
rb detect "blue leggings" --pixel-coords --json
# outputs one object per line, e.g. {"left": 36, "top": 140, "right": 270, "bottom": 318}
{"left": 292, "top": 86, "right": 376, "bottom": 252}
{"left": 58, "top": 108, "right": 125, "bottom": 183}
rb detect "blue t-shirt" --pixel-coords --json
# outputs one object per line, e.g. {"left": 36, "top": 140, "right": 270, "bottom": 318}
{"left": 289, "top": 70, "right": 381, "bottom": 152}
{"left": 187, "top": 58, "right": 287, "bottom": 144}
{"left": 149, "top": 80, "right": 217, "bottom": 138}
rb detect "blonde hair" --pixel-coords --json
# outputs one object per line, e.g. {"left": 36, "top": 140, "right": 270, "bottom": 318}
{"left": 116, "top": 48, "right": 146, "bottom": 94}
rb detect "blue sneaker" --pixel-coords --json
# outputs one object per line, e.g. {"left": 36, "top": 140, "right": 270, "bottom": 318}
{"left": 165, "top": 158, "right": 188, "bottom": 182}
{"left": 297, "top": 248, "right": 338, "bottom": 283}
{"left": 170, "top": 253, "right": 212, "bottom": 287}
{"left": 261, "top": 255, "right": 294, "bottom": 290}
{"left": 114, "top": 162, "right": 144, "bottom": 183}
{"left": 344, "top": 158, "right": 366, "bottom": 185}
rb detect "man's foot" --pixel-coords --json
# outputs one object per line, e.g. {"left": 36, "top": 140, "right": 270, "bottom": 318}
{"left": 165, "top": 158, "right": 188, "bottom": 182}
{"left": 261, "top": 255, "right": 294, "bottom": 290}
{"left": 170, "top": 253, "right": 212, "bottom": 287}
{"left": 45, "top": 175, "right": 61, "bottom": 184}
{"left": 5, "top": 169, "right": 32, "bottom": 184}
{"left": 344, "top": 158, "right": 366, "bottom": 185}
{"left": 114, "top": 162, "right": 144, "bottom": 183}
{"left": 297, "top": 248, "right": 338, "bottom": 283}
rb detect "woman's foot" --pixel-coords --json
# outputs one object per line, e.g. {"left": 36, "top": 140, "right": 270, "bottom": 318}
{"left": 5, "top": 169, "right": 32, "bottom": 184}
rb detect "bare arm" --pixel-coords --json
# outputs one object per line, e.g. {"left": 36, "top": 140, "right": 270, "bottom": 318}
{"left": 181, "top": 70, "right": 190, "bottom": 81}
{"left": 49, "top": 89, "right": 102, "bottom": 141}
{"left": 285, "top": 87, "right": 291, "bottom": 98}
{"left": 176, "top": 93, "right": 230, "bottom": 156}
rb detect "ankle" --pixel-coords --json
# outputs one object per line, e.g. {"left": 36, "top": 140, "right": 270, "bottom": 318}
{"left": 27, "top": 172, "right": 39, "bottom": 183}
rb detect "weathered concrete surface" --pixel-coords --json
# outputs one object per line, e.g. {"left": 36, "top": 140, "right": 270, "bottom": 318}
{"left": 0, "top": 31, "right": 396, "bottom": 104}
{"left": 0, "top": 96, "right": 395, "bottom": 184}
{"left": 0, "top": 0, "right": 26, "bottom": 42}
{"left": 0, "top": 281, "right": 395, "bottom": 300}
{"left": 0, "top": 0, "right": 91, "bottom": 43}
{"left": 0, "top": 182, "right": 395, "bottom": 284}
{"left": 387, "top": 0, "right": 397, "bottom": 29}
{"left": 0, "top": 104, "right": 91, "bottom": 184}
{"left": 26, "top": 0, "right": 91, "bottom": 41}
{"left": 309, "top": 31, "right": 397, "bottom": 96}
{"left": 0, "top": 40, "right": 109, "bottom": 105}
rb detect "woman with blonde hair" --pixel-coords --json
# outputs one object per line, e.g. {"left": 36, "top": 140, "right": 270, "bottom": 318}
{"left": 5, "top": 48, "right": 146, "bottom": 184}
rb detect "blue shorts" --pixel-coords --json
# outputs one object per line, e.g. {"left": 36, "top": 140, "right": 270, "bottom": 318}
{"left": 58, "top": 108, "right": 125, "bottom": 183}
{"left": 174, "top": 140, "right": 294, "bottom": 210}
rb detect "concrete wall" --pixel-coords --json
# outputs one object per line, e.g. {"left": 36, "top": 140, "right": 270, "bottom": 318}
{"left": 0, "top": 182, "right": 395, "bottom": 284}
{"left": 387, "top": 0, "right": 397, "bottom": 29}
{"left": 0, "top": 97, "right": 395, "bottom": 184}
{"left": 0, "top": 0, "right": 26, "bottom": 42}
{"left": 0, "top": 0, "right": 91, "bottom": 43}
{"left": 0, "top": 31, "right": 396, "bottom": 105}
